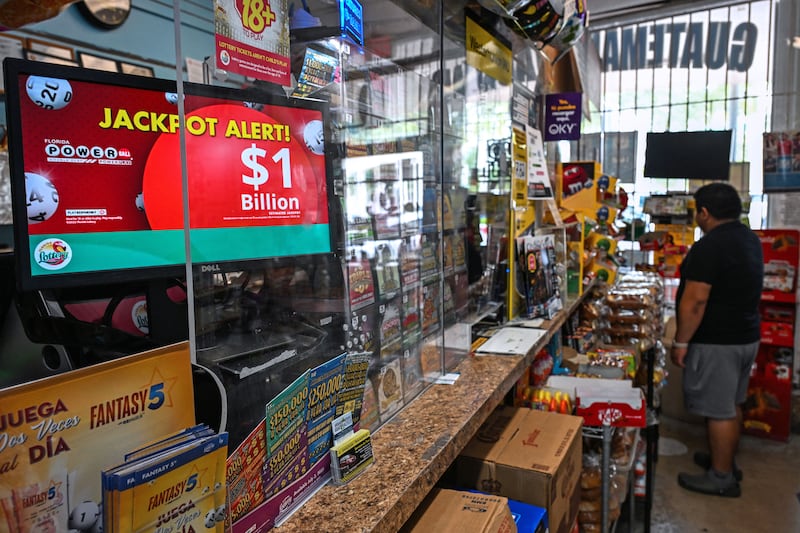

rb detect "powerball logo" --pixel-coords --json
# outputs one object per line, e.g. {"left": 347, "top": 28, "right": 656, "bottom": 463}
{"left": 45, "top": 140, "right": 133, "bottom": 166}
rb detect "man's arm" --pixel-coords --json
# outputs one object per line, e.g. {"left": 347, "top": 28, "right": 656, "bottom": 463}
{"left": 672, "top": 279, "right": 711, "bottom": 367}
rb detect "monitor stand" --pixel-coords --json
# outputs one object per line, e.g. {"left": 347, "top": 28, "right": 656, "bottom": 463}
{"left": 0, "top": 252, "right": 72, "bottom": 387}
{"left": 146, "top": 278, "right": 189, "bottom": 345}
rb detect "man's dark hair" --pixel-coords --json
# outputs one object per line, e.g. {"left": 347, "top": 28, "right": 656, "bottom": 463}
{"left": 693, "top": 182, "right": 742, "bottom": 219}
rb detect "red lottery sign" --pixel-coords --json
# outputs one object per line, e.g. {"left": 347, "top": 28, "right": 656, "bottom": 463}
{"left": 236, "top": 0, "right": 277, "bottom": 34}
{"left": 142, "top": 103, "right": 328, "bottom": 230}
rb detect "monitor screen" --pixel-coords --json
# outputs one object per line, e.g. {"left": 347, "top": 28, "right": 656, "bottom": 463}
{"left": 5, "top": 58, "right": 333, "bottom": 291}
{"left": 644, "top": 130, "right": 732, "bottom": 180}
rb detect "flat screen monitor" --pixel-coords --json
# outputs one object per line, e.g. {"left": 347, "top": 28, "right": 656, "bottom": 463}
{"left": 644, "top": 130, "right": 732, "bottom": 180}
{"left": 5, "top": 58, "right": 334, "bottom": 291}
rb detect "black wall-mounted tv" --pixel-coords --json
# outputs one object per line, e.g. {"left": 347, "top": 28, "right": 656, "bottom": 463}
{"left": 644, "top": 130, "right": 732, "bottom": 180}
{"left": 5, "top": 58, "right": 335, "bottom": 291}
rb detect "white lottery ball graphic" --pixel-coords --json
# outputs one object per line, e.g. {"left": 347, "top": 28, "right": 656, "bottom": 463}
{"left": 303, "top": 119, "right": 325, "bottom": 155}
{"left": 135, "top": 192, "right": 145, "bottom": 211}
{"left": 90, "top": 516, "right": 104, "bottom": 533}
{"left": 69, "top": 500, "right": 99, "bottom": 529}
{"left": 165, "top": 92, "right": 179, "bottom": 105}
{"left": 204, "top": 509, "right": 217, "bottom": 528}
{"left": 26, "top": 76, "right": 73, "bottom": 110}
{"left": 25, "top": 172, "right": 59, "bottom": 223}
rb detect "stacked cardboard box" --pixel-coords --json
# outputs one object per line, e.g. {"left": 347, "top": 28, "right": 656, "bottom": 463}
{"left": 455, "top": 406, "right": 583, "bottom": 533}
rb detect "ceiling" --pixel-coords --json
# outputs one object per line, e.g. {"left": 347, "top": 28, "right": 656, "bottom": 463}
{"left": 586, "top": 0, "right": 753, "bottom": 26}
{"left": 588, "top": 0, "right": 672, "bottom": 21}
{"left": 213, "top": 0, "right": 750, "bottom": 55}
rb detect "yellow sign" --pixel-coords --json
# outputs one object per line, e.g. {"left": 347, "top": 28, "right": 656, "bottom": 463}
{"left": 0, "top": 342, "right": 196, "bottom": 531}
{"left": 466, "top": 11, "right": 512, "bottom": 86}
{"left": 512, "top": 127, "right": 528, "bottom": 202}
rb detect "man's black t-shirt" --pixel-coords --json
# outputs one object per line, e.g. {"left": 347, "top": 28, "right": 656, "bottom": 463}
{"left": 676, "top": 221, "right": 764, "bottom": 344}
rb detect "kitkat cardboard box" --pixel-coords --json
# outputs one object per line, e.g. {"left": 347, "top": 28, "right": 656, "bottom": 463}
{"left": 400, "top": 488, "right": 517, "bottom": 533}
{"left": 455, "top": 406, "right": 583, "bottom": 533}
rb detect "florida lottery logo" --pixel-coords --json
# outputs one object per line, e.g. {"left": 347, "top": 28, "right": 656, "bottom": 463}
{"left": 34, "top": 238, "right": 72, "bottom": 270}
{"left": 131, "top": 299, "right": 150, "bottom": 334}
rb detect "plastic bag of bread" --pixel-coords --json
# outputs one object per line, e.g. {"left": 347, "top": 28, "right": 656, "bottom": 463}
{"left": 602, "top": 304, "right": 654, "bottom": 321}
{"left": 611, "top": 427, "right": 636, "bottom": 467}
{"left": 600, "top": 306, "right": 653, "bottom": 325}
{"left": 580, "top": 300, "right": 603, "bottom": 322}
{"left": 578, "top": 491, "right": 620, "bottom": 528}
{"left": 579, "top": 491, "right": 620, "bottom": 517}
{"left": 580, "top": 453, "right": 603, "bottom": 499}
{"left": 604, "top": 287, "right": 654, "bottom": 310}
{"left": 597, "top": 320, "right": 654, "bottom": 337}
{"left": 617, "top": 269, "right": 664, "bottom": 288}
{"left": 601, "top": 332, "right": 649, "bottom": 346}
{"left": 616, "top": 279, "right": 663, "bottom": 298}
{"left": 579, "top": 452, "right": 624, "bottom": 530}
{"left": 612, "top": 470, "right": 629, "bottom": 504}
{"left": 580, "top": 464, "right": 602, "bottom": 493}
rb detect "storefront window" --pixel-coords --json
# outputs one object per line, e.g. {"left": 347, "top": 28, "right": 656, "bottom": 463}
{"left": 587, "top": 0, "right": 778, "bottom": 228}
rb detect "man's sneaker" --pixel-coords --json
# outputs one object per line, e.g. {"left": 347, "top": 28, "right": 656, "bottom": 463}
{"left": 677, "top": 471, "right": 741, "bottom": 498}
{"left": 693, "top": 451, "right": 743, "bottom": 481}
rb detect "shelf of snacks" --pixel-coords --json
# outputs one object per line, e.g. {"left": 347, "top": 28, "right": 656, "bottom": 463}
{"left": 581, "top": 425, "right": 642, "bottom": 533}
{"left": 551, "top": 161, "right": 628, "bottom": 298}
{"left": 508, "top": 270, "right": 668, "bottom": 533}
{"left": 744, "top": 229, "right": 799, "bottom": 441}
{"left": 638, "top": 194, "right": 697, "bottom": 278}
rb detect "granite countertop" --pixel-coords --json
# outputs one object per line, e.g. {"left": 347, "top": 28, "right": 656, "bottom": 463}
{"left": 277, "top": 298, "right": 585, "bottom": 532}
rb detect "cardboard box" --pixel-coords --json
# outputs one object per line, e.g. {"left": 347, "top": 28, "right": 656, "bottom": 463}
{"left": 401, "top": 488, "right": 517, "bottom": 533}
{"left": 760, "top": 319, "right": 794, "bottom": 347}
{"left": 456, "top": 407, "right": 582, "bottom": 533}
{"left": 465, "top": 490, "right": 548, "bottom": 533}
{"left": 755, "top": 229, "right": 799, "bottom": 303}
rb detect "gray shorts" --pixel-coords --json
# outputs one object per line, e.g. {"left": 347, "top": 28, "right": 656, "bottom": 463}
{"left": 682, "top": 341, "right": 759, "bottom": 419}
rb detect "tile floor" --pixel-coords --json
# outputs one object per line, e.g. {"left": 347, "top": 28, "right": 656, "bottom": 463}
{"left": 627, "top": 415, "right": 800, "bottom": 532}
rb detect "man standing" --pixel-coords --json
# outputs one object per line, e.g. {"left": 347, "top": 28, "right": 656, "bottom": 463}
{"left": 671, "top": 182, "right": 763, "bottom": 498}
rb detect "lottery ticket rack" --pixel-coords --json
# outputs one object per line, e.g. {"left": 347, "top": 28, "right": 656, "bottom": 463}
{"left": 275, "top": 289, "right": 598, "bottom": 531}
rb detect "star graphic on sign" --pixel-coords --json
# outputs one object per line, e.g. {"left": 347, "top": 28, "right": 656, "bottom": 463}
{"left": 139, "top": 367, "right": 180, "bottom": 409}
{"left": 189, "top": 461, "right": 210, "bottom": 491}
{"left": 48, "top": 479, "right": 64, "bottom": 504}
